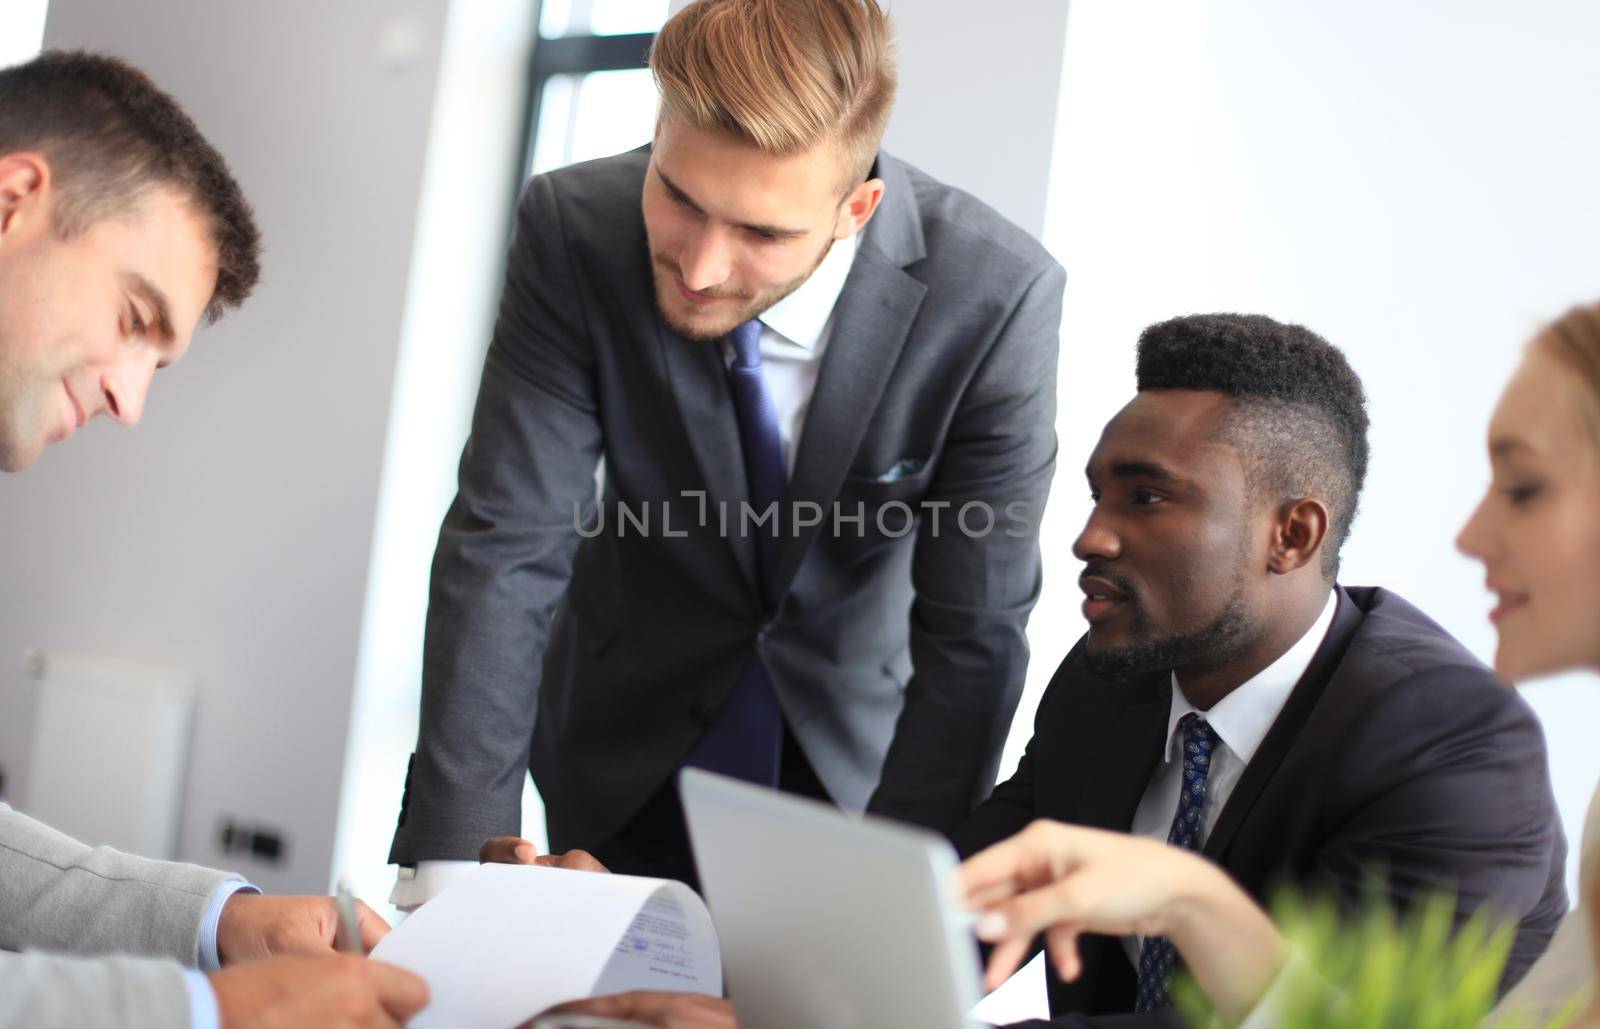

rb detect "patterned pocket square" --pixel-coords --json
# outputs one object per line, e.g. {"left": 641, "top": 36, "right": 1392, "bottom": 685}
{"left": 871, "top": 458, "right": 927, "bottom": 484}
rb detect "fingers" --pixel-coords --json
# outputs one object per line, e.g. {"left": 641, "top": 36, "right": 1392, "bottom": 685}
{"left": 974, "top": 877, "right": 1089, "bottom": 950}
{"left": 480, "top": 835, "right": 540, "bottom": 864}
{"left": 541, "top": 991, "right": 734, "bottom": 1027}
{"left": 555, "top": 849, "right": 609, "bottom": 873}
{"left": 1045, "top": 922, "right": 1084, "bottom": 982}
{"left": 982, "top": 933, "right": 1037, "bottom": 992}
{"left": 367, "top": 960, "right": 430, "bottom": 1020}
{"left": 957, "top": 820, "right": 1079, "bottom": 909}
{"left": 543, "top": 994, "right": 620, "bottom": 1014}
{"left": 356, "top": 900, "right": 390, "bottom": 952}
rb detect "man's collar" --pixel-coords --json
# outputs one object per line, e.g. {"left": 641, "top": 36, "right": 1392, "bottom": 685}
{"left": 759, "top": 231, "right": 858, "bottom": 350}
{"left": 1162, "top": 590, "right": 1339, "bottom": 765}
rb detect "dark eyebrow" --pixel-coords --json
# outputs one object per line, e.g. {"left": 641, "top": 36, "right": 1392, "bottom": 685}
{"left": 1489, "top": 437, "right": 1535, "bottom": 458}
{"left": 1108, "top": 459, "right": 1182, "bottom": 483}
{"left": 656, "top": 164, "right": 808, "bottom": 240}
{"left": 123, "top": 272, "right": 176, "bottom": 344}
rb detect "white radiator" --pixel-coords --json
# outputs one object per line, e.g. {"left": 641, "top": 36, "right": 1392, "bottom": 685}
{"left": 25, "top": 650, "right": 195, "bottom": 860}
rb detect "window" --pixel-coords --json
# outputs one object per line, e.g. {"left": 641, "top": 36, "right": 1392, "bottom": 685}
{"left": 523, "top": 0, "right": 667, "bottom": 177}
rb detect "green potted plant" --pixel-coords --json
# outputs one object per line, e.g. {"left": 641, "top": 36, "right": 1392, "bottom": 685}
{"left": 1174, "top": 886, "right": 1586, "bottom": 1028}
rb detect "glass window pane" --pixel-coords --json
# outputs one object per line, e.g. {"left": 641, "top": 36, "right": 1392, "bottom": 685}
{"left": 530, "top": 68, "right": 658, "bottom": 176}
{"left": 540, "top": 0, "right": 667, "bottom": 38}
{"left": 530, "top": 75, "right": 580, "bottom": 176}
{"left": 589, "top": 0, "right": 669, "bottom": 36}
{"left": 538, "top": 0, "right": 575, "bottom": 38}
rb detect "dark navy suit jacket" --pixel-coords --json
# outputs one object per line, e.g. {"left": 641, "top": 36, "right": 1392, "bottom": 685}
{"left": 953, "top": 586, "right": 1568, "bottom": 1027}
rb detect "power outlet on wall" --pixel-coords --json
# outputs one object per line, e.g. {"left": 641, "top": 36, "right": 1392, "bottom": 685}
{"left": 219, "top": 818, "right": 287, "bottom": 865}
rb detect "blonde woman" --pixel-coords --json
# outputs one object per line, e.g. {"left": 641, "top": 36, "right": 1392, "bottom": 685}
{"left": 1460, "top": 303, "right": 1600, "bottom": 1025}
{"left": 961, "top": 303, "right": 1600, "bottom": 1026}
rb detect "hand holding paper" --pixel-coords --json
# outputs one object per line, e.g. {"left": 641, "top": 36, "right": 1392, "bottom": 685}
{"left": 371, "top": 863, "right": 721, "bottom": 1028}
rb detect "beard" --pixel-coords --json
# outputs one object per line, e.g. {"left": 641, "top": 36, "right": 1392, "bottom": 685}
{"left": 1084, "top": 579, "right": 1256, "bottom": 682}
{"left": 0, "top": 351, "right": 51, "bottom": 472}
{"left": 649, "top": 236, "right": 835, "bottom": 342}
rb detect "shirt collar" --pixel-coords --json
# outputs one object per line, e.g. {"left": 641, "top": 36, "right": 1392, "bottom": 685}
{"left": 1161, "top": 590, "right": 1338, "bottom": 765}
{"left": 758, "top": 231, "right": 858, "bottom": 351}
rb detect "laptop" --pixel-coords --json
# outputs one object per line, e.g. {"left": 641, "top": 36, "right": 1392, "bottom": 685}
{"left": 680, "top": 768, "right": 982, "bottom": 1029}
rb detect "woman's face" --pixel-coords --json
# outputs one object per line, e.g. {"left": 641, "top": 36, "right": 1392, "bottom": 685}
{"left": 1458, "top": 348, "right": 1600, "bottom": 682}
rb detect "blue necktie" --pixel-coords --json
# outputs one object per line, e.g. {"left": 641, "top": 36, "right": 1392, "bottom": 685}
{"left": 1135, "top": 713, "right": 1220, "bottom": 1012}
{"left": 683, "top": 320, "right": 785, "bottom": 786}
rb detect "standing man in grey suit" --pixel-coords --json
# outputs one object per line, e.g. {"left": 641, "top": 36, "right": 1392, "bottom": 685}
{"left": 390, "top": 0, "right": 1065, "bottom": 898}
{"left": 0, "top": 50, "right": 426, "bottom": 1028}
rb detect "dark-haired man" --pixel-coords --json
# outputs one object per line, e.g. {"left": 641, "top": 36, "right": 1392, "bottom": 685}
{"left": 948, "top": 313, "right": 1568, "bottom": 1026}
{"left": 0, "top": 51, "right": 426, "bottom": 1028}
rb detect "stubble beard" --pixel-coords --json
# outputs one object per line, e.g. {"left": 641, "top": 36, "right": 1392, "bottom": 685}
{"left": 650, "top": 236, "right": 836, "bottom": 343}
{"left": 1084, "top": 580, "right": 1256, "bottom": 682}
{"left": 0, "top": 350, "right": 48, "bottom": 473}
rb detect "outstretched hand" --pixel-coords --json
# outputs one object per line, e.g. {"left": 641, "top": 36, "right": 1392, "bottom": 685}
{"left": 958, "top": 820, "right": 1204, "bottom": 990}
{"left": 479, "top": 835, "right": 609, "bottom": 872}
{"left": 957, "top": 819, "right": 1285, "bottom": 1022}
{"left": 209, "top": 954, "right": 427, "bottom": 1029}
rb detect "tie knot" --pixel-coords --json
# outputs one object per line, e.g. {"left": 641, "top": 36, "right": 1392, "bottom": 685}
{"left": 728, "top": 320, "right": 763, "bottom": 369}
{"left": 1178, "top": 713, "right": 1218, "bottom": 759}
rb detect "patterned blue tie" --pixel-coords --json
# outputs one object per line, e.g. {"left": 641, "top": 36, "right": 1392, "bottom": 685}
{"left": 683, "top": 320, "right": 785, "bottom": 785}
{"left": 1135, "top": 713, "right": 1220, "bottom": 1012}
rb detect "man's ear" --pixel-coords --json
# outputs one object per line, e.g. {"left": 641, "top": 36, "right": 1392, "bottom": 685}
{"left": 836, "top": 176, "right": 885, "bottom": 240}
{"left": 1268, "top": 497, "right": 1331, "bottom": 575}
{"left": 0, "top": 152, "right": 51, "bottom": 242}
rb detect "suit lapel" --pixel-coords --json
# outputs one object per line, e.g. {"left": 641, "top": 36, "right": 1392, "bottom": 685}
{"left": 770, "top": 152, "right": 929, "bottom": 601}
{"left": 655, "top": 322, "right": 760, "bottom": 601}
{"left": 1073, "top": 673, "right": 1170, "bottom": 832}
{"left": 1204, "top": 587, "right": 1366, "bottom": 862}
{"left": 771, "top": 253, "right": 926, "bottom": 597}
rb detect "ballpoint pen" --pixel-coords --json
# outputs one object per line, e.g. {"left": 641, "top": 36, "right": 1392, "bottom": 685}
{"left": 334, "top": 876, "right": 362, "bottom": 954}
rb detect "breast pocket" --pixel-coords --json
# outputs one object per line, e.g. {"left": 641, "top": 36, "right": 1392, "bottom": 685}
{"left": 828, "top": 462, "right": 936, "bottom": 557}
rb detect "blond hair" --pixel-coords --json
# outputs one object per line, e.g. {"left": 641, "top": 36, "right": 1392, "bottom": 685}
{"left": 650, "top": 0, "right": 897, "bottom": 187}
{"left": 1531, "top": 302, "right": 1600, "bottom": 447}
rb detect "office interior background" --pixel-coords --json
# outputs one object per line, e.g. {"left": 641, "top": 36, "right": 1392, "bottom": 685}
{"left": 2, "top": 0, "right": 1598, "bottom": 1010}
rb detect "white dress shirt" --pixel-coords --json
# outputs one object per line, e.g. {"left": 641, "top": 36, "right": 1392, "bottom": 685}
{"left": 725, "top": 229, "right": 857, "bottom": 474}
{"left": 1121, "top": 590, "right": 1337, "bottom": 966}
{"left": 391, "top": 232, "right": 861, "bottom": 910}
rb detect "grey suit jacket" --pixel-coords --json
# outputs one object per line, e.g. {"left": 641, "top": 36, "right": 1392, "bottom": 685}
{"left": 0, "top": 802, "right": 235, "bottom": 1027}
{"left": 392, "top": 147, "right": 1065, "bottom": 861}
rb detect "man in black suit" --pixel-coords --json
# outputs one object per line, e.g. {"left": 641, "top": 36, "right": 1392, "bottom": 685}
{"left": 389, "top": 0, "right": 1064, "bottom": 902}
{"left": 952, "top": 313, "right": 1567, "bottom": 1026}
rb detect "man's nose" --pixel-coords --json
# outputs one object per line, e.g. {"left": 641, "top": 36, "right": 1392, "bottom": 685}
{"left": 1071, "top": 507, "right": 1121, "bottom": 563}
{"left": 100, "top": 355, "right": 156, "bottom": 427}
{"left": 677, "top": 229, "right": 733, "bottom": 292}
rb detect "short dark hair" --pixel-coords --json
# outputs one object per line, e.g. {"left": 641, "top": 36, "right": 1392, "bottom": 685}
{"left": 0, "top": 50, "right": 260, "bottom": 323}
{"left": 1136, "top": 313, "right": 1370, "bottom": 579}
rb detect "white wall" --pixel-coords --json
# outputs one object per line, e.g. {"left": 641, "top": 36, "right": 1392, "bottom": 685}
{"left": 666, "top": 0, "right": 1071, "bottom": 238}
{"left": 1023, "top": 0, "right": 1600, "bottom": 898}
{"left": 333, "top": 0, "right": 537, "bottom": 913}
{"left": 880, "top": 0, "right": 1070, "bottom": 237}
{"left": 0, "top": 0, "right": 48, "bottom": 68}
{"left": 0, "top": 1, "right": 450, "bottom": 894}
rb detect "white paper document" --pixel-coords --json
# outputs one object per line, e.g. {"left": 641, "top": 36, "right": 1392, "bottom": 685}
{"left": 371, "top": 863, "right": 722, "bottom": 1028}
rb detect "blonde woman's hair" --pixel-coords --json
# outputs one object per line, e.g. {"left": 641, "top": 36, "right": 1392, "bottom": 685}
{"left": 649, "top": 0, "right": 898, "bottom": 189}
{"left": 1532, "top": 302, "right": 1600, "bottom": 446}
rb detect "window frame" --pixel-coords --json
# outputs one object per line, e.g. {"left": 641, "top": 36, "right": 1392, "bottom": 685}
{"left": 516, "top": 25, "right": 658, "bottom": 187}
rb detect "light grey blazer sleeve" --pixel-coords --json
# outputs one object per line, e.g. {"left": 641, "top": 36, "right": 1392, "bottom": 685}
{"left": 0, "top": 950, "right": 192, "bottom": 1028}
{"left": 0, "top": 802, "right": 237, "bottom": 961}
